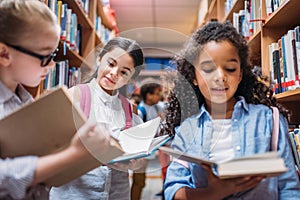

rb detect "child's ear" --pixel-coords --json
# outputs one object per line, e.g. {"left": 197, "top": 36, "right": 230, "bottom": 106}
{"left": 96, "top": 56, "right": 102, "bottom": 66}
{"left": 239, "top": 70, "right": 243, "bottom": 82}
{"left": 0, "top": 43, "right": 11, "bottom": 67}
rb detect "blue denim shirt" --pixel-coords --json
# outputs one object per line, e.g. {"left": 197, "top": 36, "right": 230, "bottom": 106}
{"left": 164, "top": 97, "right": 300, "bottom": 200}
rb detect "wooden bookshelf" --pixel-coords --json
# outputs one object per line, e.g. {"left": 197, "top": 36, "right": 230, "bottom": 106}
{"left": 197, "top": 0, "right": 300, "bottom": 122}
{"left": 27, "top": 0, "right": 117, "bottom": 97}
{"left": 222, "top": 0, "right": 243, "bottom": 22}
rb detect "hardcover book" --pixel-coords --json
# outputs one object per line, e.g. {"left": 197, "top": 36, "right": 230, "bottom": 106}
{"left": 0, "top": 87, "right": 123, "bottom": 186}
{"left": 160, "top": 147, "right": 288, "bottom": 179}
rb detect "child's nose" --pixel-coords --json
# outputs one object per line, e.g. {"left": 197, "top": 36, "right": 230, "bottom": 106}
{"left": 215, "top": 68, "right": 227, "bottom": 82}
{"left": 110, "top": 66, "right": 119, "bottom": 76}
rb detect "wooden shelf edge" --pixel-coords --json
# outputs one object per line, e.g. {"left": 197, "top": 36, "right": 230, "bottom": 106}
{"left": 208, "top": 0, "right": 217, "bottom": 16}
{"left": 274, "top": 88, "right": 300, "bottom": 102}
{"left": 95, "top": 33, "right": 104, "bottom": 48}
{"left": 62, "top": 0, "right": 94, "bottom": 29}
{"left": 248, "top": 29, "right": 261, "bottom": 46}
{"left": 97, "top": 0, "right": 114, "bottom": 30}
{"left": 264, "top": 0, "right": 297, "bottom": 28}
{"left": 222, "top": 0, "right": 244, "bottom": 22}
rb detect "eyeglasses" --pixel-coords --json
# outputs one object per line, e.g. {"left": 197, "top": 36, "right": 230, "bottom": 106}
{"left": 5, "top": 43, "right": 59, "bottom": 67}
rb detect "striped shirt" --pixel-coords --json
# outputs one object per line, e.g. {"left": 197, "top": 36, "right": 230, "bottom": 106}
{"left": 0, "top": 81, "right": 48, "bottom": 199}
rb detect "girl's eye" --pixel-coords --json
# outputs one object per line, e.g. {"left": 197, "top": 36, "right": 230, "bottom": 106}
{"left": 202, "top": 68, "right": 214, "bottom": 73}
{"left": 107, "top": 61, "right": 114, "bottom": 67}
{"left": 226, "top": 68, "right": 236, "bottom": 72}
{"left": 120, "top": 70, "right": 130, "bottom": 77}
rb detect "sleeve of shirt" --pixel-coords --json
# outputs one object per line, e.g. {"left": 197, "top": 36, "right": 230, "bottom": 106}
{"left": 277, "top": 114, "right": 300, "bottom": 198}
{"left": 164, "top": 125, "right": 194, "bottom": 200}
{"left": 0, "top": 156, "right": 38, "bottom": 199}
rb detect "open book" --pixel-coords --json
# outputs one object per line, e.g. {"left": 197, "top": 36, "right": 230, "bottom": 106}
{"left": 0, "top": 87, "right": 124, "bottom": 186}
{"left": 109, "top": 117, "right": 172, "bottom": 163}
{"left": 160, "top": 147, "right": 288, "bottom": 179}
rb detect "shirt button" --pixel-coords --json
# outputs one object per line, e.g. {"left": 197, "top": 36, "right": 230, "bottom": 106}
{"left": 239, "top": 103, "right": 242, "bottom": 107}
{"left": 236, "top": 146, "right": 241, "bottom": 151}
{"left": 234, "top": 119, "right": 238, "bottom": 122}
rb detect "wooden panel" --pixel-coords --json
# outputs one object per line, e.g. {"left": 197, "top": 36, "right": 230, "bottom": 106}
{"left": 275, "top": 88, "right": 300, "bottom": 102}
{"left": 248, "top": 29, "right": 261, "bottom": 66}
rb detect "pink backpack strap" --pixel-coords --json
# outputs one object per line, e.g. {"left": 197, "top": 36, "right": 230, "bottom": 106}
{"left": 119, "top": 94, "right": 132, "bottom": 130}
{"left": 271, "top": 106, "right": 280, "bottom": 151}
{"left": 78, "top": 84, "right": 91, "bottom": 118}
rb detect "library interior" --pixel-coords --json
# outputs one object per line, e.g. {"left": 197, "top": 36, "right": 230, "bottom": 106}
{"left": 0, "top": 0, "right": 300, "bottom": 199}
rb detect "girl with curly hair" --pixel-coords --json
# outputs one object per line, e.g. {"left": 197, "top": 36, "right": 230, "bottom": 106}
{"left": 162, "top": 21, "right": 300, "bottom": 199}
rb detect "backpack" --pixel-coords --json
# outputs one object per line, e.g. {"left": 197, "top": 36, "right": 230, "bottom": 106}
{"left": 137, "top": 103, "right": 160, "bottom": 122}
{"left": 137, "top": 105, "right": 147, "bottom": 122}
{"left": 271, "top": 106, "right": 300, "bottom": 180}
{"left": 77, "top": 84, "right": 132, "bottom": 129}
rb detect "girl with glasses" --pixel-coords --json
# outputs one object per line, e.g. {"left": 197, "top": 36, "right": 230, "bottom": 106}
{"left": 0, "top": 0, "right": 111, "bottom": 199}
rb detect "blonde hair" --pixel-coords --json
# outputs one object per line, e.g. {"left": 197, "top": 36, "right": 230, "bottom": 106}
{"left": 0, "top": 0, "right": 57, "bottom": 45}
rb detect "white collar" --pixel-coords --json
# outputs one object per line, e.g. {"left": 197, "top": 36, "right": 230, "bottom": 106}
{"left": 89, "top": 78, "right": 119, "bottom": 104}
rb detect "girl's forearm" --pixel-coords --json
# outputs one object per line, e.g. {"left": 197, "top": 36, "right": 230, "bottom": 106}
{"left": 31, "top": 146, "right": 88, "bottom": 185}
{"left": 174, "top": 187, "right": 224, "bottom": 200}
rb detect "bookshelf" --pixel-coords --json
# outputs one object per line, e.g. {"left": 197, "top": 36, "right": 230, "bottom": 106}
{"left": 198, "top": 0, "right": 300, "bottom": 123}
{"left": 25, "top": 0, "right": 116, "bottom": 97}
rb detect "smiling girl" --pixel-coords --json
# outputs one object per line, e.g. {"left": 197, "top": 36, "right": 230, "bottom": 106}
{"left": 50, "top": 37, "right": 146, "bottom": 200}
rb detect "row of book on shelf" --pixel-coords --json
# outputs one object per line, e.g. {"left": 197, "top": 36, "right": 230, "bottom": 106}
{"left": 289, "top": 127, "right": 300, "bottom": 173}
{"left": 47, "top": 0, "right": 113, "bottom": 54}
{"left": 228, "top": 0, "right": 287, "bottom": 40}
{"left": 269, "top": 26, "right": 300, "bottom": 94}
{"left": 41, "top": 60, "right": 81, "bottom": 92}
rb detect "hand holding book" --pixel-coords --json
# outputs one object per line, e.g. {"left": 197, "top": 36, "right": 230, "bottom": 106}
{"left": 160, "top": 147, "right": 287, "bottom": 179}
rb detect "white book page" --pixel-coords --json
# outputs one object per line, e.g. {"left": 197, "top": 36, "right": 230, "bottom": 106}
{"left": 118, "top": 117, "right": 161, "bottom": 154}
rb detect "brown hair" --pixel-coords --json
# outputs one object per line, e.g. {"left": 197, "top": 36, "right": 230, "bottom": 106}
{"left": 0, "top": 0, "right": 57, "bottom": 45}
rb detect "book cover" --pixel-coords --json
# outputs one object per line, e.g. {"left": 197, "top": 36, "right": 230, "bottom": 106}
{"left": 160, "top": 147, "right": 287, "bottom": 179}
{"left": 0, "top": 87, "right": 125, "bottom": 186}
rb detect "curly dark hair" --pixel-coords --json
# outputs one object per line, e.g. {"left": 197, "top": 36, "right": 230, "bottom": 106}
{"left": 160, "top": 21, "right": 290, "bottom": 136}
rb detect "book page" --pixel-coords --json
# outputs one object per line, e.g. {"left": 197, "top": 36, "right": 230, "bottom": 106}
{"left": 149, "top": 135, "right": 171, "bottom": 152}
{"left": 117, "top": 117, "right": 161, "bottom": 154}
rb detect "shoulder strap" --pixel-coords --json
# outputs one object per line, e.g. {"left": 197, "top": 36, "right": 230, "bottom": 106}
{"left": 137, "top": 105, "right": 147, "bottom": 122}
{"left": 119, "top": 94, "right": 132, "bottom": 130}
{"left": 78, "top": 84, "right": 91, "bottom": 118}
{"left": 271, "top": 106, "right": 280, "bottom": 151}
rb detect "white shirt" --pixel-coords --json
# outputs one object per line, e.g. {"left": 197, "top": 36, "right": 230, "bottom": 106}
{"left": 209, "top": 119, "right": 234, "bottom": 163}
{"left": 89, "top": 78, "right": 143, "bottom": 138}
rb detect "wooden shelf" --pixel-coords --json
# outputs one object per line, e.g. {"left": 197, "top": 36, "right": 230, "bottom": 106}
{"left": 264, "top": 0, "right": 300, "bottom": 29}
{"left": 222, "top": 0, "right": 244, "bottom": 22}
{"left": 62, "top": 0, "right": 93, "bottom": 29}
{"left": 56, "top": 42, "right": 90, "bottom": 68}
{"left": 248, "top": 29, "right": 261, "bottom": 66}
{"left": 274, "top": 88, "right": 300, "bottom": 102}
{"left": 95, "top": 32, "right": 104, "bottom": 47}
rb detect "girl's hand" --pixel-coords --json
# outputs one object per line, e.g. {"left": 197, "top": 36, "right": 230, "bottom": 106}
{"left": 202, "top": 164, "right": 265, "bottom": 198}
{"left": 70, "top": 122, "right": 111, "bottom": 162}
{"left": 107, "top": 158, "right": 148, "bottom": 172}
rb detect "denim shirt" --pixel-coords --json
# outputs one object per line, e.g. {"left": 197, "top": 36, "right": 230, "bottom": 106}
{"left": 164, "top": 97, "right": 300, "bottom": 200}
